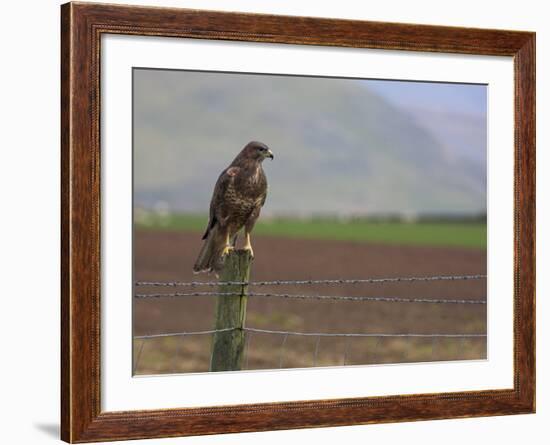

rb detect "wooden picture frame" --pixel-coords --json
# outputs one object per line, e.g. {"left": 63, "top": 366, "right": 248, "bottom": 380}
{"left": 61, "top": 2, "right": 535, "bottom": 442}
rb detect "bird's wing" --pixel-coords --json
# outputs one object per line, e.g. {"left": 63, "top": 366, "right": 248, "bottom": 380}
{"left": 201, "top": 166, "right": 239, "bottom": 240}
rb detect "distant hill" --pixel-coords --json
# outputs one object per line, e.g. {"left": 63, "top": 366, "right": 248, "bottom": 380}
{"left": 134, "top": 69, "right": 486, "bottom": 217}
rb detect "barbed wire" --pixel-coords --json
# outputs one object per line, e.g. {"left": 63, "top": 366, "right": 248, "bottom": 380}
{"left": 135, "top": 274, "right": 486, "bottom": 288}
{"left": 134, "top": 290, "right": 486, "bottom": 305}
{"left": 134, "top": 327, "right": 487, "bottom": 340}
{"left": 134, "top": 273, "right": 487, "bottom": 372}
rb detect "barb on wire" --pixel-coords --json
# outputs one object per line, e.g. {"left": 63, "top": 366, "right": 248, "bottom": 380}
{"left": 134, "top": 290, "right": 486, "bottom": 305}
{"left": 133, "top": 327, "right": 487, "bottom": 340}
{"left": 135, "top": 274, "right": 487, "bottom": 288}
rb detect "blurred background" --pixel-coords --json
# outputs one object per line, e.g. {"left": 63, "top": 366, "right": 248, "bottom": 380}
{"left": 132, "top": 68, "right": 487, "bottom": 375}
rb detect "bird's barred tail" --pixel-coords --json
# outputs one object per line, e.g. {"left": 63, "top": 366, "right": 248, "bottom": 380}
{"left": 193, "top": 225, "right": 226, "bottom": 274}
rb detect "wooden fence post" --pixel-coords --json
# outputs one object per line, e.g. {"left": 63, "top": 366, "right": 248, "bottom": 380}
{"left": 210, "top": 249, "right": 252, "bottom": 372}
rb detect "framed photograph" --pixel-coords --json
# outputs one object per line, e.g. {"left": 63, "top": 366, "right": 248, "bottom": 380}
{"left": 61, "top": 2, "right": 535, "bottom": 442}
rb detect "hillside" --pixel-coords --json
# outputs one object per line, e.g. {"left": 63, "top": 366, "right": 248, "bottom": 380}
{"left": 133, "top": 69, "right": 486, "bottom": 216}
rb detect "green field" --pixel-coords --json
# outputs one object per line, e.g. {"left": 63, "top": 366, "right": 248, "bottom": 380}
{"left": 135, "top": 213, "right": 486, "bottom": 249}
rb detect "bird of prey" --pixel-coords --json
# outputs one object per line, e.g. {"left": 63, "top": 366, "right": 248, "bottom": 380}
{"left": 193, "top": 141, "right": 274, "bottom": 274}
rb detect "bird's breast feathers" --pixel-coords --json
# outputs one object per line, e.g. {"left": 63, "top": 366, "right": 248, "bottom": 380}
{"left": 220, "top": 166, "right": 266, "bottom": 213}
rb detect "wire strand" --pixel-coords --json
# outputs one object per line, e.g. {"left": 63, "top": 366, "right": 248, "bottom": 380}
{"left": 242, "top": 327, "right": 487, "bottom": 338}
{"left": 134, "top": 290, "right": 486, "bottom": 305}
{"left": 134, "top": 327, "right": 235, "bottom": 340}
{"left": 135, "top": 274, "right": 486, "bottom": 288}
{"left": 134, "top": 327, "right": 487, "bottom": 340}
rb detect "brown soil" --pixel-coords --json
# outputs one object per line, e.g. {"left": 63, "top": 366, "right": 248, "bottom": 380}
{"left": 133, "top": 231, "right": 486, "bottom": 374}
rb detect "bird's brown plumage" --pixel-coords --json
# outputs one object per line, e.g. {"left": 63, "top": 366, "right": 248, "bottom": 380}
{"left": 193, "top": 141, "right": 273, "bottom": 273}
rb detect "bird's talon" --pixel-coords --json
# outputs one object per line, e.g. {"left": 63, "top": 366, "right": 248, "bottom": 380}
{"left": 243, "top": 246, "right": 254, "bottom": 258}
{"left": 221, "top": 245, "right": 234, "bottom": 257}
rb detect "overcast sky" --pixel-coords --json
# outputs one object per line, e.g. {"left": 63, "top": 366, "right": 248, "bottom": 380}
{"left": 364, "top": 79, "right": 487, "bottom": 164}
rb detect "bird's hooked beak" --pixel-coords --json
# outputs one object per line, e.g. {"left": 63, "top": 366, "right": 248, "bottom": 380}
{"left": 266, "top": 149, "right": 274, "bottom": 160}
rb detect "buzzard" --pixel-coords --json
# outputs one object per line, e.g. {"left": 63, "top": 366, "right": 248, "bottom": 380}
{"left": 193, "top": 141, "right": 274, "bottom": 273}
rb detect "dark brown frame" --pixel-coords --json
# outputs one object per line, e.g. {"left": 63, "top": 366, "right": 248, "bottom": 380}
{"left": 61, "top": 2, "right": 536, "bottom": 442}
